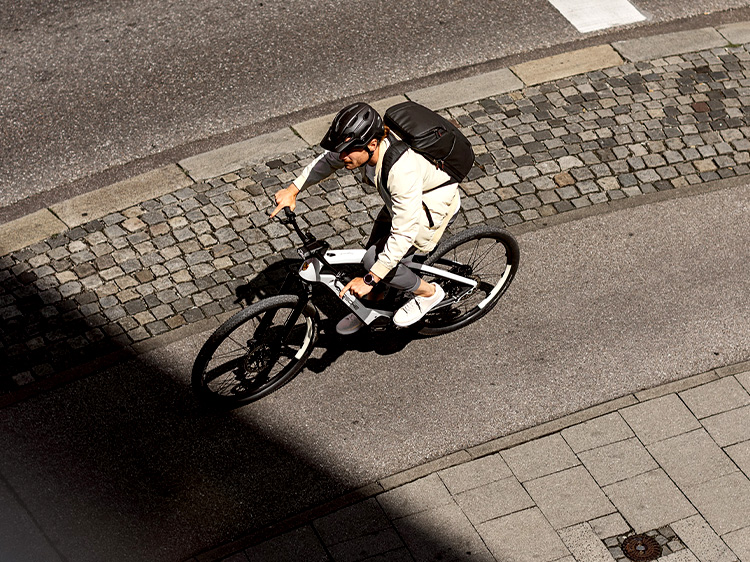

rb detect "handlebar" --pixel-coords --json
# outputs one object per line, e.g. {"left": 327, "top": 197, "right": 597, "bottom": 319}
{"left": 272, "top": 205, "right": 331, "bottom": 260}
{"left": 267, "top": 198, "right": 348, "bottom": 284}
{"left": 276, "top": 207, "right": 307, "bottom": 239}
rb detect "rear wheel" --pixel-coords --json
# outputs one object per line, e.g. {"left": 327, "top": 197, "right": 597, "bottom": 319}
{"left": 192, "top": 294, "right": 318, "bottom": 407}
{"left": 418, "top": 226, "right": 519, "bottom": 335}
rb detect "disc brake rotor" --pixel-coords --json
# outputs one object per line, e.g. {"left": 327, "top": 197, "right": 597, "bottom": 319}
{"left": 239, "top": 342, "right": 273, "bottom": 379}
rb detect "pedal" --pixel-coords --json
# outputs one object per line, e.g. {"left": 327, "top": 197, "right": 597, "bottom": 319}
{"left": 369, "top": 316, "right": 391, "bottom": 332}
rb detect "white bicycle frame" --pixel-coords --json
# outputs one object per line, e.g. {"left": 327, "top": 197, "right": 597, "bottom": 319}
{"left": 297, "top": 249, "right": 479, "bottom": 326}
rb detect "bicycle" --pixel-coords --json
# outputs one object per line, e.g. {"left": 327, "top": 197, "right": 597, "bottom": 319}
{"left": 192, "top": 208, "right": 520, "bottom": 407}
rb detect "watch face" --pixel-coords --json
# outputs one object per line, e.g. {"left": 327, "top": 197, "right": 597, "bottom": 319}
{"left": 364, "top": 273, "right": 375, "bottom": 286}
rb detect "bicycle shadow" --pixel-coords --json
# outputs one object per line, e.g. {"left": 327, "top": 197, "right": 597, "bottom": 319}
{"left": 231, "top": 257, "right": 422, "bottom": 374}
{"left": 0, "top": 240, "right": 471, "bottom": 562}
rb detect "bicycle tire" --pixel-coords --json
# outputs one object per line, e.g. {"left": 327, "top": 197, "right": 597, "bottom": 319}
{"left": 417, "top": 225, "right": 519, "bottom": 336}
{"left": 192, "top": 294, "right": 319, "bottom": 407}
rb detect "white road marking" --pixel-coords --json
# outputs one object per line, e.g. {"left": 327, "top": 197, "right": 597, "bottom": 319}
{"left": 548, "top": 0, "right": 646, "bottom": 33}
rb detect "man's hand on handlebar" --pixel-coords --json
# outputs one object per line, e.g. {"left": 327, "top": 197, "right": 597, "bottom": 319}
{"left": 270, "top": 184, "right": 300, "bottom": 219}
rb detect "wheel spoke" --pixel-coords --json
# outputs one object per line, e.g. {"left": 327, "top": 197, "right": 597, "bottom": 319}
{"left": 192, "top": 296, "right": 318, "bottom": 406}
{"left": 419, "top": 227, "right": 519, "bottom": 335}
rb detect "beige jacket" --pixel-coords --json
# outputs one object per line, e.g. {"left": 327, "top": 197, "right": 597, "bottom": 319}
{"left": 292, "top": 137, "right": 461, "bottom": 279}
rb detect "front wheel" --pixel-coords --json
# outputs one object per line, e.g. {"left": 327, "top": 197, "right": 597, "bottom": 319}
{"left": 418, "top": 225, "right": 519, "bottom": 336}
{"left": 192, "top": 294, "right": 319, "bottom": 407}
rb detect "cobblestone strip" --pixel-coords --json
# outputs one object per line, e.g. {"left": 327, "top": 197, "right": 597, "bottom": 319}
{"left": 3, "top": 45, "right": 750, "bottom": 395}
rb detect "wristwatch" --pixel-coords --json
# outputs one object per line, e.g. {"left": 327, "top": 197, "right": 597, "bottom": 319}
{"left": 363, "top": 272, "right": 378, "bottom": 287}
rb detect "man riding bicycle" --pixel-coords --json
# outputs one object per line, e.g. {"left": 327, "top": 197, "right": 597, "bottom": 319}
{"left": 271, "top": 102, "right": 461, "bottom": 335}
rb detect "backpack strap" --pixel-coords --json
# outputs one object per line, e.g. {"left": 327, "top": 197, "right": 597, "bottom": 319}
{"left": 379, "top": 135, "right": 440, "bottom": 228}
{"left": 379, "top": 134, "right": 409, "bottom": 192}
{"left": 380, "top": 135, "right": 456, "bottom": 193}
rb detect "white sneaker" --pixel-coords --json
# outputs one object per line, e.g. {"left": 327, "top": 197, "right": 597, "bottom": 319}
{"left": 393, "top": 284, "right": 445, "bottom": 327}
{"left": 336, "top": 312, "right": 365, "bottom": 335}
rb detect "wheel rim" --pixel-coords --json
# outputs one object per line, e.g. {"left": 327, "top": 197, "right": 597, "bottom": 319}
{"left": 201, "top": 306, "right": 313, "bottom": 400}
{"left": 422, "top": 234, "right": 514, "bottom": 328}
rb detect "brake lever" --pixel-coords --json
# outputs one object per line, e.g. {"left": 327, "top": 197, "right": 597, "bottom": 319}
{"left": 277, "top": 207, "right": 296, "bottom": 225}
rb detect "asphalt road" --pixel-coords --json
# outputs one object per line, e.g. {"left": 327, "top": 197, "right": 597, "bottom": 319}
{"left": 4, "top": 0, "right": 750, "bottom": 220}
{"left": 1, "top": 181, "right": 747, "bottom": 561}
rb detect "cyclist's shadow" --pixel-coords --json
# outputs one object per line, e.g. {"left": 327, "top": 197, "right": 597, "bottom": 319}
{"left": 233, "top": 257, "right": 418, "bottom": 374}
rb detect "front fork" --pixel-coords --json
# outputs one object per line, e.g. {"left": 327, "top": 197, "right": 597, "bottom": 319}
{"left": 252, "top": 274, "right": 313, "bottom": 358}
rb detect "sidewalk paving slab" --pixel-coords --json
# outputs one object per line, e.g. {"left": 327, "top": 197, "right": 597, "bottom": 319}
{"left": 718, "top": 22, "right": 750, "bottom": 45}
{"left": 406, "top": 68, "right": 523, "bottom": 111}
{"left": 684, "top": 472, "right": 750, "bottom": 536}
{"left": 500, "top": 433, "right": 579, "bottom": 482}
{"left": 671, "top": 515, "right": 738, "bottom": 562}
{"left": 328, "top": 526, "right": 406, "bottom": 562}
{"left": 578, "top": 437, "right": 658, "bottom": 486}
{"left": 603, "top": 469, "right": 697, "bottom": 533}
{"left": 679, "top": 377, "right": 750, "bottom": 419}
{"left": 737, "top": 371, "right": 750, "bottom": 393}
{"left": 561, "top": 412, "right": 634, "bottom": 454}
{"left": 589, "top": 513, "right": 630, "bottom": 540}
{"left": 558, "top": 522, "right": 617, "bottom": 562}
{"left": 479, "top": 507, "right": 569, "bottom": 562}
{"left": 646, "top": 429, "right": 738, "bottom": 488}
{"left": 612, "top": 28, "right": 727, "bottom": 62}
{"left": 243, "top": 526, "right": 328, "bottom": 562}
{"left": 436, "top": 452, "right": 512, "bottom": 495}
{"left": 312, "top": 498, "right": 392, "bottom": 547}
{"left": 393, "top": 503, "right": 495, "bottom": 562}
{"left": 453, "top": 475, "right": 534, "bottom": 525}
{"left": 524, "top": 465, "right": 615, "bottom": 529}
{"left": 725, "top": 441, "right": 750, "bottom": 475}
{"left": 620, "top": 394, "right": 702, "bottom": 445}
{"left": 663, "top": 551, "right": 701, "bottom": 562}
{"left": 722, "top": 527, "right": 750, "bottom": 562}
{"left": 376, "top": 474, "right": 452, "bottom": 519}
{"left": 510, "top": 45, "right": 623, "bottom": 86}
{"left": 701, "top": 405, "right": 750, "bottom": 448}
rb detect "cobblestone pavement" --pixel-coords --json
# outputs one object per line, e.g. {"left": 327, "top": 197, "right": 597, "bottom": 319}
{"left": 208, "top": 364, "right": 750, "bottom": 562}
{"left": 4, "top": 44, "right": 750, "bottom": 397}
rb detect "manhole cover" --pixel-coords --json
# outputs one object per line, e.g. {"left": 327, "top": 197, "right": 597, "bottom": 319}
{"left": 622, "top": 534, "right": 662, "bottom": 561}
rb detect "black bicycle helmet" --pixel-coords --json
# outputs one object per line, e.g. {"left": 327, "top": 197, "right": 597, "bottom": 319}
{"left": 320, "top": 102, "right": 384, "bottom": 154}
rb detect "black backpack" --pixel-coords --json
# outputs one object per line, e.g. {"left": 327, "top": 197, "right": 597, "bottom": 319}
{"left": 380, "top": 101, "right": 475, "bottom": 190}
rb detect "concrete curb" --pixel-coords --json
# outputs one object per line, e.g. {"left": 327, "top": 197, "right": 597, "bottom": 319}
{"left": 0, "top": 209, "right": 67, "bottom": 256}
{"left": 3, "top": 21, "right": 750, "bottom": 258}
{"left": 178, "top": 129, "right": 308, "bottom": 181}
{"left": 49, "top": 165, "right": 193, "bottom": 229}
{"left": 510, "top": 44, "right": 622, "bottom": 86}
{"left": 611, "top": 26, "right": 727, "bottom": 62}
{"left": 189, "top": 359, "right": 750, "bottom": 562}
